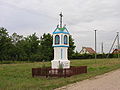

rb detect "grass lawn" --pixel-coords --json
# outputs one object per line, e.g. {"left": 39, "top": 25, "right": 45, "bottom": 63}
{"left": 0, "top": 58, "right": 120, "bottom": 90}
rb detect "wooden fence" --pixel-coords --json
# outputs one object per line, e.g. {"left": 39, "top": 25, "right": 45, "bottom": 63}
{"left": 32, "top": 66, "right": 87, "bottom": 78}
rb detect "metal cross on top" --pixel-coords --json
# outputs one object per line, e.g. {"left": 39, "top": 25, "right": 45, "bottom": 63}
{"left": 59, "top": 12, "right": 63, "bottom": 28}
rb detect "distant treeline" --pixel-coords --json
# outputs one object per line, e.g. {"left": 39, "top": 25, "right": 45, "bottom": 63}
{"left": 0, "top": 27, "right": 76, "bottom": 62}
{"left": 72, "top": 52, "right": 120, "bottom": 59}
{"left": 0, "top": 27, "right": 119, "bottom": 63}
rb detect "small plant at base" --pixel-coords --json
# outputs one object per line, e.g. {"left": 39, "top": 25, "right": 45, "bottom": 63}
{"left": 58, "top": 61, "right": 63, "bottom": 69}
{"left": 41, "top": 60, "right": 47, "bottom": 75}
{"left": 42, "top": 60, "right": 46, "bottom": 68}
{"left": 58, "top": 61, "right": 64, "bottom": 74}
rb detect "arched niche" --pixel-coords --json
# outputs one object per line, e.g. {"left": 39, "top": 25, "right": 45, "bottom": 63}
{"left": 64, "top": 35, "right": 68, "bottom": 44}
{"left": 55, "top": 35, "right": 60, "bottom": 44}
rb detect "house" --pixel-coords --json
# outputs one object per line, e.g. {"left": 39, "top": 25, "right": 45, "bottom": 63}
{"left": 112, "top": 49, "right": 120, "bottom": 54}
{"left": 80, "top": 47, "right": 96, "bottom": 54}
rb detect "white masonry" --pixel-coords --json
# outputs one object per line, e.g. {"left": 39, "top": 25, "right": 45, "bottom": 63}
{"left": 51, "top": 13, "right": 70, "bottom": 69}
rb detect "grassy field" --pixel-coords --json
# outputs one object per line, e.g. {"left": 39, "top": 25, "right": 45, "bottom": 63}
{"left": 0, "top": 58, "right": 120, "bottom": 90}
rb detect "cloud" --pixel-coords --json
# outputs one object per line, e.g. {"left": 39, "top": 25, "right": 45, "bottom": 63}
{"left": 0, "top": 0, "right": 120, "bottom": 53}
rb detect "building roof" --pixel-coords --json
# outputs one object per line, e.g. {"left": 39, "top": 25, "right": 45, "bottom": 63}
{"left": 112, "top": 49, "right": 120, "bottom": 54}
{"left": 80, "top": 47, "right": 96, "bottom": 54}
{"left": 53, "top": 25, "right": 69, "bottom": 34}
{"left": 85, "top": 47, "right": 96, "bottom": 54}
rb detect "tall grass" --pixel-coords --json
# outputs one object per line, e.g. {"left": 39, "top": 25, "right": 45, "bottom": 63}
{"left": 0, "top": 58, "right": 120, "bottom": 90}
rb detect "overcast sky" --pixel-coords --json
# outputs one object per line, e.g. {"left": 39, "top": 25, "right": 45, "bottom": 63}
{"left": 0, "top": 0, "right": 120, "bottom": 53}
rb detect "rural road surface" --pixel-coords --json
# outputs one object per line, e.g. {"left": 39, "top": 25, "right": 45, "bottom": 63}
{"left": 55, "top": 69, "right": 120, "bottom": 90}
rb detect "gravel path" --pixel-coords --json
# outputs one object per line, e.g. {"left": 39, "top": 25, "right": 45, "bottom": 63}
{"left": 55, "top": 69, "right": 120, "bottom": 90}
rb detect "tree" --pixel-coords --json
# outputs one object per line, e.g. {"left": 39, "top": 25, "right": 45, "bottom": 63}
{"left": 10, "top": 33, "right": 23, "bottom": 45}
{"left": 68, "top": 35, "right": 76, "bottom": 59}
{"left": 10, "top": 33, "right": 24, "bottom": 61}
{"left": 16, "top": 33, "right": 40, "bottom": 61}
{"left": 0, "top": 27, "right": 13, "bottom": 61}
{"left": 40, "top": 33, "right": 53, "bottom": 61}
{"left": 0, "top": 27, "right": 76, "bottom": 62}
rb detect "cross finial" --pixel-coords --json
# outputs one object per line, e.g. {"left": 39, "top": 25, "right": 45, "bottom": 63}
{"left": 59, "top": 12, "right": 63, "bottom": 17}
{"left": 59, "top": 12, "right": 63, "bottom": 28}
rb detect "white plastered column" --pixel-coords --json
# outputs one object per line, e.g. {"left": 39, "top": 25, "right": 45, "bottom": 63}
{"left": 51, "top": 47, "right": 70, "bottom": 69}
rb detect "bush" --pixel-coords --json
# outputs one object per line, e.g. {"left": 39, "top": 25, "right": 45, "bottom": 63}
{"left": 71, "top": 53, "right": 120, "bottom": 59}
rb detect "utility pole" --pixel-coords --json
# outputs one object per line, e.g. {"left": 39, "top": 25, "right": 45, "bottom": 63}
{"left": 94, "top": 30, "right": 97, "bottom": 59}
{"left": 107, "top": 32, "right": 119, "bottom": 58}
{"left": 101, "top": 42, "right": 104, "bottom": 54}
{"left": 117, "top": 32, "right": 119, "bottom": 58}
{"left": 117, "top": 32, "right": 119, "bottom": 49}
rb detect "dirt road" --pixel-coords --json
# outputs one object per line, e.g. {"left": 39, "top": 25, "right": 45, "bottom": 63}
{"left": 55, "top": 69, "right": 120, "bottom": 90}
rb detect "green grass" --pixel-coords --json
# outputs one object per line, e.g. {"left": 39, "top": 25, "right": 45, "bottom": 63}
{"left": 0, "top": 58, "right": 120, "bottom": 90}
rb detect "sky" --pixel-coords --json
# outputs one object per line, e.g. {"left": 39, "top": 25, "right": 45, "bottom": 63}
{"left": 0, "top": 0, "right": 120, "bottom": 53}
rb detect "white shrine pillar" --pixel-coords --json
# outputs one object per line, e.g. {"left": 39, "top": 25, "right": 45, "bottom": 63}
{"left": 51, "top": 13, "right": 70, "bottom": 69}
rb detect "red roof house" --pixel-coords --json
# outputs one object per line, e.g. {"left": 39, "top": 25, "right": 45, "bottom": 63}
{"left": 112, "top": 49, "right": 120, "bottom": 54}
{"left": 80, "top": 47, "right": 96, "bottom": 54}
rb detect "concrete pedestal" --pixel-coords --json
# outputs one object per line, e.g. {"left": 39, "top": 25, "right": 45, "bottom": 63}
{"left": 51, "top": 60, "right": 70, "bottom": 69}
